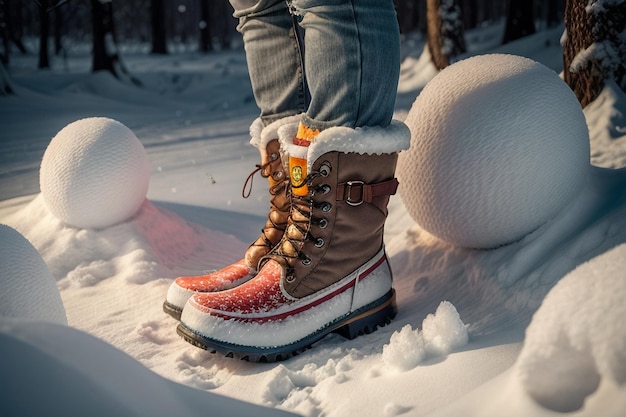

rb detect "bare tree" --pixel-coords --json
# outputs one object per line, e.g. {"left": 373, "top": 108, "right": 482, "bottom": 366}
{"left": 502, "top": 0, "right": 535, "bottom": 44}
{"left": 54, "top": 1, "right": 65, "bottom": 55}
{"left": 91, "top": 0, "right": 140, "bottom": 85}
{"left": 427, "top": 0, "right": 466, "bottom": 70}
{"left": 563, "top": 0, "right": 626, "bottom": 107}
{"left": 151, "top": 0, "right": 167, "bottom": 54}
{"left": 198, "top": 0, "right": 213, "bottom": 53}
{"left": 38, "top": 0, "right": 51, "bottom": 68}
{"left": 0, "top": 0, "right": 8, "bottom": 66}
{"left": 0, "top": 60, "right": 13, "bottom": 95}
{"left": 7, "top": 0, "right": 28, "bottom": 55}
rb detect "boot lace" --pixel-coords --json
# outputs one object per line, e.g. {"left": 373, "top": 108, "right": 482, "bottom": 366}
{"left": 270, "top": 166, "right": 331, "bottom": 277}
{"left": 242, "top": 153, "right": 289, "bottom": 251}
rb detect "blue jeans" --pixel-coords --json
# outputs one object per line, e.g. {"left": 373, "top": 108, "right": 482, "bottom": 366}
{"left": 230, "top": 0, "right": 400, "bottom": 130}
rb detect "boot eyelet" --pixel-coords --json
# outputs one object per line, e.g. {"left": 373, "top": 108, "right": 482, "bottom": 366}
{"left": 273, "top": 171, "right": 284, "bottom": 180}
{"left": 286, "top": 273, "right": 296, "bottom": 283}
{"left": 321, "top": 184, "right": 331, "bottom": 195}
{"left": 321, "top": 203, "right": 332, "bottom": 212}
{"left": 301, "top": 257, "right": 312, "bottom": 266}
{"left": 318, "top": 218, "right": 328, "bottom": 229}
{"left": 315, "top": 238, "right": 324, "bottom": 248}
{"left": 319, "top": 162, "right": 332, "bottom": 177}
{"left": 270, "top": 152, "right": 279, "bottom": 161}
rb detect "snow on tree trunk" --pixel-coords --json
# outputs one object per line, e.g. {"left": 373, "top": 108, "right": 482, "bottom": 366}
{"left": 426, "top": 0, "right": 466, "bottom": 70}
{"left": 563, "top": 0, "right": 626, "bottom": 108}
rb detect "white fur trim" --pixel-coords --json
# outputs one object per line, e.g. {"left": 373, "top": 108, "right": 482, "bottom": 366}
{"left": 250, "top": 114, "right": 302, "bottom": 150}
{"left": 306, "top": 120, "right": 411, "bottom": 170}
{"left": 277, "top": 120, "right": 309, "bottom": 161}
{"left": 248, "top": 118, "right": 264, "bottom": 149}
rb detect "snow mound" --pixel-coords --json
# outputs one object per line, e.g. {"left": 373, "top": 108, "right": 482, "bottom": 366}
{"left": 382, "top": 301, "right": 468, "bottom": 372}
{"left": 0, "top": 224, "right": 66, "bottom": 324}
{"left": 0, "top": 317, "right": 296, "bottom": 417}
{"left": 40, "top": 117, "right": 150, "bottom": 229}
{"left": 398, "top": 54, "right": 590, "bottom": 248}
{"left": 515, "top": 244, "right": 626, "bottom": 413}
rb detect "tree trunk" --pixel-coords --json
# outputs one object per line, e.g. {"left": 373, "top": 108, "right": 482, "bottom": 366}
{"left": 563, "top": 0, "right": 626, "bottom": 107}
{"left": 502, "top": 0, "right": 535, "bottom": 44}
{"left": 151, "top": 0, "right": 167, "bottom": 54}
{"left": 198, "top": 0, "right": 213, "bottom": 53}
{"left": 0, "top": 60, "right": 13, "bottom": 95}
{"left": 91, "top": 0, "right": 140, "bottom": 85}
{"left": 427, "top": 0, "right": 466, "bottom": 70}
{"left": 8, "top": 0, "right": 27, "bottom": 54}
{"left": 54, "top": 2, "right": 63, "bottom": 55}
{"left": 92, "top": 0, "right": 113, "bottom": 73}
{"left": 38, "top": 0, "right": 50, "bottom": 69}
{"left": 0, "top": 0, "right": 9, "bottom": 66}
{"left": 462, "top": 0, "right": 478, "bottom": 30}
{"left": 546, "top": 0, "right": 562, "bottom": 28}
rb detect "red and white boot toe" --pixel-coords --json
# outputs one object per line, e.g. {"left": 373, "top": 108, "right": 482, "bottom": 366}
{"left": 163, "top": 116, "right": 299, "bottom": 320}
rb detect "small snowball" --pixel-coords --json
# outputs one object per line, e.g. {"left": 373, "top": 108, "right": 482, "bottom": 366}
{"left": 382, "top": 324, "right": 425, "bottom": 372}
{"left": 382, "top": 301, "right": 468, "bottom": 372}
{"left": 40, "top": 117, "right": 150, "bottom": 229}
{"left": 422, "top": 301, "right": 469, "bottom": 356}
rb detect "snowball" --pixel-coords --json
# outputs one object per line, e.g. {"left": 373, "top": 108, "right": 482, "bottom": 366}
{"left": 398, "top": 54, "right": 590, "bottom": 248}
{"left": 422, "top": 301, "right": 469, "bottom": 356}
{"left": 0, "top": 224, "right": 66, "bottom": 324}
{"left": 382, "top": 324, "right": 426, "bottom": 372}
{"left": 515, "top": 244, "right": 626, "bottom": 413}
{"left": 382, "top": 301, "right": 468, "bottom": 372}
{"left": 40, "top": 117, "right": 150, "bottom": 229}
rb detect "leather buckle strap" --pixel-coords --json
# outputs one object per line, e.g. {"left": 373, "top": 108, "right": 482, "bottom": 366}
{"left": 337, "top": 178, "right": 399, "bottom": 206}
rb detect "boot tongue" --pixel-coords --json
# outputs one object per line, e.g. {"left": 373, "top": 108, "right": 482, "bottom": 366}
{"left": 289, "top": 122, "right": 319, "bottom": 197}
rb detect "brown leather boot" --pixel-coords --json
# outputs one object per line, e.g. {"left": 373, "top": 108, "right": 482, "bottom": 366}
{"left": 177, "top": 121, "right": 410, "bottom": 361}
{"left": 163, "top": 115, "right": 299, "bottom": 320}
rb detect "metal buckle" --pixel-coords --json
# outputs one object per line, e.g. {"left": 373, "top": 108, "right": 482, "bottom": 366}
{"left": 345, "top": 181, "right": 365, "bottom": 206}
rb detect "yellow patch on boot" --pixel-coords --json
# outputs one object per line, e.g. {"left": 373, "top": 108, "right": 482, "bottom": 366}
{"left": 289, "top": 155, "right": 308, "bottom": 196}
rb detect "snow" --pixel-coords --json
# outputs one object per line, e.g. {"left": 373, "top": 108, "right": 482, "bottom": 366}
{"left": 515, "top": 243, "right": 626, "bottom": 413}
{"left": 1, "top": 25, "right": 626, "bottom": 417}
{"left": 381, "top": 301, "right": 469, "bottom": 372}
{"left": 0, "top": 224, "right": 66, "bottom": 325}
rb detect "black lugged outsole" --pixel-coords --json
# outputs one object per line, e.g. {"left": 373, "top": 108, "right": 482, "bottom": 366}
{"left": 176, "top": 289, "right": 397, "bottom": 362}
{"left": 163, "top": 301, "right": 183, "bottom": 321}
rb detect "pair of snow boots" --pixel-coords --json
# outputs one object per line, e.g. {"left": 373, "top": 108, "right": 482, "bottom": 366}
{"left": 163, "top": 116, "right": 410, "bottom": 362}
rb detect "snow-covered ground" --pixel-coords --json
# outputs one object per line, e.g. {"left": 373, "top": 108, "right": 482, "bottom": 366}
{"left": 2, "top": 24, "right": 626, "bottom": 417}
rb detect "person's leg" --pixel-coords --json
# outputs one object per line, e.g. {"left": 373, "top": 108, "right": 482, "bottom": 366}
{"left": 176, "top": 0, "right": 410, "bottom": 360}
{"left": 232, "top": 0, "right": 307, "bottom": 125}
{"left": 293, "top": 0, "right": 400, "bottom": 130}
{"left": 164, "top": 1, "right": 310, "bottom": 320}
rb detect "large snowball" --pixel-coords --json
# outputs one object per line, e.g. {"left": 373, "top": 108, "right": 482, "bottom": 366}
{"left": 398, "top": 54, "right": 590, "bottom": 248}
{"left": 0, "top": 224, "right": 67, "bottom": 324}
{"left": 40, "top": 117, "right": 150, "bottom": 229}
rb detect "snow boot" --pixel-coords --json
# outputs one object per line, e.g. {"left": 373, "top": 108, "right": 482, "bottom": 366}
{"left": 163, "top": 116, "right": 299, "bottom": 320}
{"left": 177, "top": 121, "right": 411, "bottom": 361}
